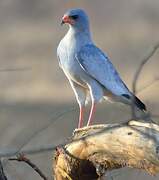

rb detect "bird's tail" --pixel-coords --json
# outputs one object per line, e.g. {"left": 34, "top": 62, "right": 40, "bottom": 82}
{"left": 132, "top": 95, "right": 153, "bottom": 121}
{"left": 122, "top": 94, "right": 146, "bottom": 112}
{"left": 122, "top": 94, "right": 151, "bottom": 121}
{"left": 134, "top": 96, "right": 146, "bottom": 112}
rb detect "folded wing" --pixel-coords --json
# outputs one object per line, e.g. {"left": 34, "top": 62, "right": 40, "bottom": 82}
{"left": 76, "top": 44, "right": 130, "bottom": 96}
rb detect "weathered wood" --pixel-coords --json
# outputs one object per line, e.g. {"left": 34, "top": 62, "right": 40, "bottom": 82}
{"left": 53, "top": 120, "right": 159, "bottom": 180}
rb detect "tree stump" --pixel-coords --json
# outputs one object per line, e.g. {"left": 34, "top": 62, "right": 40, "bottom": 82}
{"left": 53, "top": 120, "right": 159, "bottom": 180}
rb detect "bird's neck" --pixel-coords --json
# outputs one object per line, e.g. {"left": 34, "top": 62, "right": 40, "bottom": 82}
{"left": 67, "top": 26, "right": 93, "bottom": 45}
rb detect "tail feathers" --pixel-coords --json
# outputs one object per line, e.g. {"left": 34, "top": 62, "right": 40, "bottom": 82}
{"left": 134, "top": 96, "right": 146, "bottom": 112}
{"left": 122, "top": 94, "right": 146, "bottom": 112}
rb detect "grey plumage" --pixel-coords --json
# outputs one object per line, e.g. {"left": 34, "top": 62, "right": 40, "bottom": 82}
{"left": 57, "top": 9, "right": 146, "bottom": 127}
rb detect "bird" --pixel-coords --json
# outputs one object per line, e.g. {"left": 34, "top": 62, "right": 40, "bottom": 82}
{"left": 57, "top": 8, "right": 146, "bottom": 128}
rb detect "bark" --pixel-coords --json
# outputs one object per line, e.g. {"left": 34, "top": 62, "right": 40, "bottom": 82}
{"left": 53, "top": 120, "right": 159, "bottom": 180}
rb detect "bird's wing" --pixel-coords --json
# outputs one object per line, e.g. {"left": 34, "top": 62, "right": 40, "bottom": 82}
{"left": 76, "top": 44, "right": 130, "bottom": 96}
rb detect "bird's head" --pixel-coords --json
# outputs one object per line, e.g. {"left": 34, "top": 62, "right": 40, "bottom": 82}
{"left": 61, "top": 9, "right": 90, "bottom": 31}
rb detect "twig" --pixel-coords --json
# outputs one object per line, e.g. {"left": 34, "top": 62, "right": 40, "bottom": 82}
{"left": 0, "top": 143, "right": 66, "bottom": 158}
{"left": 9, "top": 154, "right": 48, "bottom": 180}
{"left": 0, "top": 160, "right": 7, "bottom": 180}
{"left": 10, "top": 107, "right": 77, "bottom": 158}
{"left": 132, "top": 43, "right": 159, "bottom": 94}
{"left": 131, "top": 42, "right": 159, "bottom": 118}
{"left": 0, "top": 108, "right": 76, "bottom": 158}
{"left": 137, "top": 77, "right": 159, "bottom": 95}
{"left": 0, "top": 124, "right": 125, "bottom": 158}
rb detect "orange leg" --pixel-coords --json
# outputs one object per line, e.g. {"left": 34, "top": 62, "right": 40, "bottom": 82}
{"left": 87, "top": 102, "right": 96, "bottom": 126}
{"left": 78, "top": 106, "right": 84, "bottom": 128}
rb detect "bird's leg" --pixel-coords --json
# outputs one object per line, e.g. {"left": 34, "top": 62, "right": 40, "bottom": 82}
{"left": 87, "top": 102, "right": 96, "bottom": 126}
{"left": 78, "top": 105, "right": 84, "bottom": 128}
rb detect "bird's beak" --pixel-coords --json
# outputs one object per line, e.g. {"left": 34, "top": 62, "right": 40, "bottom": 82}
{"left": 61, "top": 15, "right": 74, "bottom": 25}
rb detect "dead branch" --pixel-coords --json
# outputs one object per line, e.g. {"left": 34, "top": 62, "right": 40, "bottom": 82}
{"left": 137, "top": 77, "right": 159, "bottom": 95}
{"left": 53, "top": 121, "right": 159, "bottom": 180}
{"left": 0, "top": 160, "right": 7, "bottom": 180}
{"left": 131, "top": 42, "right": 159, "bottom": 118}
{"left": 132, "top": 42, "right": 159, "bottom": 94}
{"left": 9, "top": 154, "right": 48, "bottom": 180}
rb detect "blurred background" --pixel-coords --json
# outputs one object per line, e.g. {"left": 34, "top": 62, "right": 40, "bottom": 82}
{"left": 0, "top": 0, "right": 159, "bottom": 179}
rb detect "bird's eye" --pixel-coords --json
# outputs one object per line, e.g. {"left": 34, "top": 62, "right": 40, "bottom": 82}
{"left": 70, "top": 15, "right": 79, "bottom": 20}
